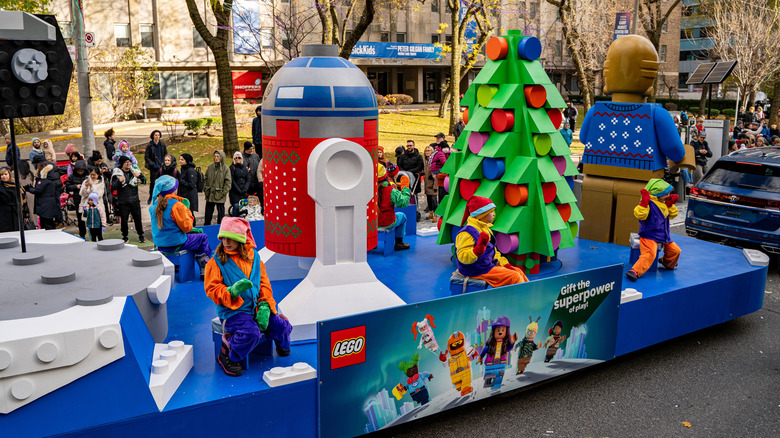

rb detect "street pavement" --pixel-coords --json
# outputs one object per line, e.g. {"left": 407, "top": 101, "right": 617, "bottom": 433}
{"left": 376, "top": 219, "right": 779, "bottom": 438}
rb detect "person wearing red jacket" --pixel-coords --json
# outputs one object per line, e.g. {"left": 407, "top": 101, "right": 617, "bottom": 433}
{"left": 378, "top": 163, "right": 412, "bottom": 251}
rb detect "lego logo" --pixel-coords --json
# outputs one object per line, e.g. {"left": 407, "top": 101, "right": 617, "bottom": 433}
{"left": 330, "top": 326, "right": 366, "bottom": 369}
{"left": 332, "top": 337, "right": 364, "bottom": 358}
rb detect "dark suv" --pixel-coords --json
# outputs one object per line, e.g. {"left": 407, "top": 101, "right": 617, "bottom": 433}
{"left": 685, "top": 147, "right": 780, "bottom": 254}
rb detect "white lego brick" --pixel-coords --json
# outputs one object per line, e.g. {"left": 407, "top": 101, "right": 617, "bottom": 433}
{"left": 0, "top": 324, "right": 125, "bottom": 413}
{"left": 147, "top": 275, "right": 172, "bottom": 305}
{"left": 621, "top": 288, "right": 643, "bottom": 304}
{"left": 743, "top": 248, "right": 769, "bottom": 267}
{"left": 149, "top": 340, "right": 194, "bottom": 411}
{"left": 262, "top": 362, "right": 316, "bottom": 388}
{"left": 417, "top": 227, "right": 439, "bottom": 237}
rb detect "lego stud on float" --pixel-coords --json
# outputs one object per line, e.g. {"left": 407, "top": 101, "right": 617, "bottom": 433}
{"left": 495, "top": 232, "right": 519, "bottom": 253}
{"left": 468, "top": 131, "right": 489, "bottom": 154}
{"left": 517, "top": 36, "right": 542, "bottom": 61}
{"left": 552, "top": 156, "right": 567, "bottom": 175}
{"left": 557, "top": 203, "right": 572, "bottom": 222}
{"left": 443, "top": 175, "right": 450, "bottom": 193}
{"left": 550, "top": 230, "right": 561, "bottom": 250}
{"left": 533, "top": 133, "right": 552, "bottom": 156}
{"left": 477, "top": 84, "right": 499, "bottom": 107}
{"left": 459, "top": 179, "right": 481, "bottom": 200}
{"left": 542, "top": 182, "right": 557, "bottom": 204}
{"left": 547, "top": 108, "right": 563, "bottom": 129}
{"left": 463, "top": 107, "right": 469, "bottom": 124}
{"left": 486, "top": 36, "right": 509, "bottom": 60}
{"left": 524, "top": 85, "right": 547, "bottom": 108}
{"left": 505, "top": 184, "right": 529, "bottom": 206}
{"left": 482, "top": 157, "right": 506, "bottom": 180}
{"left": 491, "top": 109, "right": 514, "bottom": 132}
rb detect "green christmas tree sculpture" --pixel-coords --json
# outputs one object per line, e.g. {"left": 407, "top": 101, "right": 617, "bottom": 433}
{"left": 436, "top": 30, "right": 582, "bottom": 275}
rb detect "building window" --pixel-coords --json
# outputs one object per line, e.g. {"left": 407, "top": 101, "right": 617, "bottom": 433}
{"left": 193, "top": 73, "right": 209, "bottom": 98}
{"left": 554, "top": 40, "right": 562, "bottom": 58}
{"left": 380, "top": 32, "right": 389, "bottom": 42}
{"left": 260, "top": 28, "right": 273, "bottom": 49}
{"left": 445, "top": 35, "right": 452, "bottom": 44}
{"left": 530, "top": 2, "right": 538, "bottom": 16}
{"left": 140, "top": 24, "right": 154, "bottom": 48}
{"left": 431, "top": 0, "right": 438, "bottom": 12}
{"left": 662, "top": 21, "right": 668, "bottom": 33}
{"left": 396, "top": 33, "right": 406, "bottom": 43}
{"left": 660, "top": 45, "right": 667, "bottom": 62}
{"left": 431, "top": 34, "right": 439, "bottom": 44}
{"left": 114, "top": 23, "right": 130, "bottom": 47}
{"left": 149, "top": 72, "right": 209, "bottom": 100}
{"left": 282, "top": 34, "right": 291, "bottom": 50}
{"left": 193, "top": 27, "right": 206, "bottom": 48}
{"left": 60, "top": 21, "right": 73, "bottom": 44}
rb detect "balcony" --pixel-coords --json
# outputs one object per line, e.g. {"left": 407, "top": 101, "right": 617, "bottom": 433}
{"left": 680, "top": 38, "right": 714, "bottom": 51}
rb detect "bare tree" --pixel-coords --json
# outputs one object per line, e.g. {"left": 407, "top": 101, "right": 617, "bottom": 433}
{"left": 232, "top": 1, "right": 320, "bottom": 74}
{"left": 707, "top": 0, "right": 780, "bottom": 110}
{"left": 638, "top": 0, "right": 682, "bottom": 100}
{"left": 88, "top": 42, "right": 158, "bottom": 122}
{"left": 314, "top": 0, "right": 376, "bottom": 59}
{"left": 546, "top": 0, "right": 617, "bottom": 111}
{"left": 184, "top": 0, "right": 239, "bottom": 154}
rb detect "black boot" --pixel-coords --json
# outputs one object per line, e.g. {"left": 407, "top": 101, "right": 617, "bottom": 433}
{"left": 394, "top": 238, "right": 410, "bottom": 251}
{"left": 217, "top": 336, "right": 243, "bottom": 377}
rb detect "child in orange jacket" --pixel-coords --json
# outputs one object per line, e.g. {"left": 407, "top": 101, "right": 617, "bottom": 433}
{"left": 204, "top": 218, "right": 292, "bottom": 376}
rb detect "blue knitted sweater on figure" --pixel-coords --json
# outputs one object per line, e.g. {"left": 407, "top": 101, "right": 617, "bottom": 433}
{"left": 580, "top": 102, "right": 685, "bottom": 171}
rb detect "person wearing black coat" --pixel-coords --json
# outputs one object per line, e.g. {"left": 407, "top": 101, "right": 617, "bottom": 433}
{"left": 252, "top": 105, "right": 263, "bottom": 156}
{"left": 144, "top": 129, "right": 167, "bottom": 204}
{"left": 103, "top": 129, "right": 116, "bottom": 164}
{"left": 27, "top": 164, "right": 61, "bottom": 230}
{"left": 112, "top": 156, "right": 146, "bottom": 242}
{"left": 178, "top": 154, "right": 199, "bottom": 220}
{"left": 229, "top": 151, "right": 250, "bottom": 211}
{"left": 0, "top": 167, "right": 21, "bottom": 232}
{"left": 66, "top": 160, "right": 89, "bottom": 238}
{"left": 4, "top": 135, "right": 19, "bottom": 168}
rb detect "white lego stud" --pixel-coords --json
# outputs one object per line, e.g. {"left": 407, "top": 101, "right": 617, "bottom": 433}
{"left": 0, "top": 349, "right": 11, "bottom": 370}
{"left": 99, "top": 329, "right": 120, "bottom": 349}
{"left": 621, "top": 288, "right": 643, "bottom": 304}
{"left": 148, "top": 341, "right": 194, "bottom": 411}
{"left": 36, "top": 342, "right": 58, "bottom": 363}
{"left": 417, "top": 227, "right": 439, "bottom": 237}
{"left": 11, "top": 380, "right": 34, "bottom": 400}
{"left": 262, "top": 362, "right": 317, "bottom": 388}
{"left": 147, "top": 275, "right": 172, "bottom": 304}
{"left": 743, "top": 249, "right": 769, "bottom": 267}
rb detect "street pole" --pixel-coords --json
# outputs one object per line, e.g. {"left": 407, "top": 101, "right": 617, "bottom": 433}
{"left": 9, "top": 118, "right": 26, "bottom": 253}
{"left": 70, "top": 0, "right": 95, "bottom": 158}
{"left": 631, "top": 0, "right": 640, "bottom": 34}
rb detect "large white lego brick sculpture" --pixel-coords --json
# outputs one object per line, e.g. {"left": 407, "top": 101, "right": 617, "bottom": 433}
{"left": 0, "top": 298, "right": 126, "bottom": 413}
{"left": 149, "top": 340, "right": 194, "bottom": 411}
{"left": 279, "top": 138, "right": 405, "bottom": 340}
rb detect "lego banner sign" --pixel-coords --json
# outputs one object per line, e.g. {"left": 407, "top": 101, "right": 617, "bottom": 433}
{"left": 317, "top": 265, "right": 621, "bottom": 437}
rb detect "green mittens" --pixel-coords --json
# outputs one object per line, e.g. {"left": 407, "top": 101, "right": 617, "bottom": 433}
{"left": 254, "top": 301, "right": 271, "bottom": 331}
{"left": 227, "top": 278, "right": 253, "bottom": 298}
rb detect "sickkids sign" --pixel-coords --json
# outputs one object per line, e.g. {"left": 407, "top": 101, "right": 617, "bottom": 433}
{"left": 349, "top": 42, "right": 442, "bottom": 59}
{"left": 232, "top": 71, "right": 263, "bottom": 99}
{"left": 317, "top": 265, "right": 622, "bottom": 437}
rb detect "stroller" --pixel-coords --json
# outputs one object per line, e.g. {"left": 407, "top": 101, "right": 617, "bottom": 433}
{"left": 396, "top": 170, "right": 423, "bottom": 222}
{"left": 58, "top": 173, "right": 76, "bottom": 226}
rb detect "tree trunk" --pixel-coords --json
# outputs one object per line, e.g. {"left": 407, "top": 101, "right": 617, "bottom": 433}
{"left": 698, "top": 86, "right": 707, "bottom": 117}
{"left": 439, "top": 80, "right": 451, "bottom": 119}
{"left": 320, "top": 0, "right": 333, "bottom": 44}
{"left": 214, "top": 49, "right": 238, "bottom": 155}
{"left": 448, "top": 6, "right": 462, "bottom": 134}
{"left": 339, "top": 0, "right": 375, "bottom": 59}
{"left": 770, "top": 76, "right": 780, "bottom": 126}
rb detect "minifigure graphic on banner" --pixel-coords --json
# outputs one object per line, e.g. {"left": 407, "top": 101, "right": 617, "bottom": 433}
{"left": 392, "top": 353, "right": 434, "bottom": 406}
{"left": 439, "top": 331, "right": 479, "bottom": 396}
{"left": 543, "top": 320, "right": 566, "bottom": 362}
{"left": 477, "top": 316, "right": 517, "bottom": 390}
{"left": 412, "top": 314, "right": 439, "bottom": 354}
{"left": 514, "top": 316, "right": 542, "bottom": 375}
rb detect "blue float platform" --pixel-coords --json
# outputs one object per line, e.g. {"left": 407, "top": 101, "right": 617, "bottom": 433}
{"left": 1, "top": 222, "right": 766, "bottom": 437}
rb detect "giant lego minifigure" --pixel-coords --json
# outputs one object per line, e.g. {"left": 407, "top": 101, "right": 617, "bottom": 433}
{"left": 579, "top": 35, "right": 693, "bottom": 246}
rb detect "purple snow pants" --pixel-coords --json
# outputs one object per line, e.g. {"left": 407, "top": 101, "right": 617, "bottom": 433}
{"left": 159, "top": 233, "right": 211, "bottom": 256}
{"left": 223, "top": 311, "right": 292, "bottom": 362}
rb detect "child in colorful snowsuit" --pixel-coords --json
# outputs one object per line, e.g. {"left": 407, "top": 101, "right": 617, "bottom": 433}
{"left": 240, "top": 195, "right": 263, "bottom": 221}
{"left": 377, "top": 163, "right": 412, "bottom": 251}
{"left": 149, "top": 176, "right": 211, "bottom": 268}
{"left": 113, "top": 140, "right": 140, "bottom": 173}
{"left": 626, "top": 178, "right": 681, "bottom": 281}
{"left": 81, "top": 192, "right": 103, "bottom": 241}
{"left": 204, "top": 218, "right": 293, "bottom": 377}
{"left": 455, "top": 196, "right": 528, "bottom": 287}
{"left": 478, "top": 316, "right": 517, "bottom": 390}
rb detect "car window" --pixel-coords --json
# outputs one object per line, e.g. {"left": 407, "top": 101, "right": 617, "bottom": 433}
{"left": 702, "top": 161, "right": 780, "bottom": 192}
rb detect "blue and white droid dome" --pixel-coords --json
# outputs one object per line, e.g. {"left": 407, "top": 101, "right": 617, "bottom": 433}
{"left": 262, "top": 44, "right": 378, "bottom": 139}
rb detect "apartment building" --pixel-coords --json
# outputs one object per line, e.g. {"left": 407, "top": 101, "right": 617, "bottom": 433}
{"left": 49, "top": 0, "right": 680, "bottom": 107}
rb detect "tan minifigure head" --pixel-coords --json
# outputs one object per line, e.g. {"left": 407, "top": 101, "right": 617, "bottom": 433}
{"left": 603, "top": 35, "right": 659, "bottom": 103}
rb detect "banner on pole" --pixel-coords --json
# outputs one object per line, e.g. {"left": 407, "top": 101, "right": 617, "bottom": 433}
{"left": 613, "top": 12, "right": 631, "bottom": 40}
